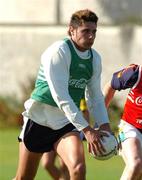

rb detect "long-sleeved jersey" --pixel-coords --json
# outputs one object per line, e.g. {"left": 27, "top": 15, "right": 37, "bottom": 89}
{"left": 122, "top": 66, "right": 142, "bottom": 129}
{"left": 23, "top": 38, "right": 109, "bottom": 131}
{"left": 111, "top": 64, "right": 142, "bottom": 129}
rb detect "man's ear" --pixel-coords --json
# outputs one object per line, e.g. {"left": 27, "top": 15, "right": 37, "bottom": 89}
{"left": 69, "top": 26, "right": 74, "bottom": 36}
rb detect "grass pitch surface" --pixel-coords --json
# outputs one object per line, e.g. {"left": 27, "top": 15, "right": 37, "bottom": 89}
{"left": 0, "top": 128, "right": 124, "bottom": 180}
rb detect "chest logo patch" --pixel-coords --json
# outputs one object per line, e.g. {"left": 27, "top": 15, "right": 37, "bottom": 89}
{"left": 135, "top": 96, "right": 142, "bottom": 106}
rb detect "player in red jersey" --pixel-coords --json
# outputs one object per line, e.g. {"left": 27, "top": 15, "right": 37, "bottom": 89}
{"left": 104, "top": 64, "right": 142, "bottom": 180}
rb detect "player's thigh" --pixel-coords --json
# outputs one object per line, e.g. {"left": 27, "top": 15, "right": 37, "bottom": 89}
{"left": 54, "top": 131, "right": 85, "bottom": 168}
{"left": 41, "top": 151, "right": 56, "bottom": 165}
{"left": 17, "top": 142, "right": 42, "bottom": 177}
{"left": 121, "top": 137, "right": 142, "bottom": 164}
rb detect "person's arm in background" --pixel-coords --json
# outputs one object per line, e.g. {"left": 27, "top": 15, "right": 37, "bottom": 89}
{"left": 103, "top": 81, "right": 116, "bottom": 108}
{"left": 80, "top": 98, "right": 90, "bottom": 123}
{"left": 103, "top": 64, "right": 139, "bottom": 108}
{"left": 79, "top": 98, "right": 90, "bottom": 140}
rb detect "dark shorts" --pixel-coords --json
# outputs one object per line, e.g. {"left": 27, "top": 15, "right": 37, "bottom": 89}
{"left": 19, "top": 119, "right": 78, "bottom": 153}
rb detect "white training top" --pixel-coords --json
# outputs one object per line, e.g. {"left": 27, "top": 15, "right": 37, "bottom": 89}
{"left": 22, "top": 39, "right": 109, "bottom": 131}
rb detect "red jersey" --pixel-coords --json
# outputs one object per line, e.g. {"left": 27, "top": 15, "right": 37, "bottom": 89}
{"left": 122, "top": 66, "right": 142, "bottom": 129}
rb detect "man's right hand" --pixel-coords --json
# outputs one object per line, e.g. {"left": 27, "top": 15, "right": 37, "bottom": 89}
{"left": 82, "top": 126, "right": 108, "bottom": 156}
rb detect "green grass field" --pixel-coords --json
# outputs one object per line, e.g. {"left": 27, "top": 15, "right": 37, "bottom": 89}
{"left": 0, "top": 128, "right": 124, "bottom": 180}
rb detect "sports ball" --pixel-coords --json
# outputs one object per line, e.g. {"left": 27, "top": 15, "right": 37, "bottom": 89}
{"left": 91, "top": 131, "right": 118, "bottom": 160}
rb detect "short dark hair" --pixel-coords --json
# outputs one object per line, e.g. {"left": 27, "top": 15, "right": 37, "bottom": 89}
{"left": 69, "top": 9, "right": 98, "bottom": 27}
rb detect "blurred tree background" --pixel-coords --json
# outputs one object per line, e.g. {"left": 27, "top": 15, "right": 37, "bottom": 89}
{"left": 0, "top": 78, "right": 35, "bottom": 128}
{"left": 0, "top": 0, "right": 139, "bottom": 131}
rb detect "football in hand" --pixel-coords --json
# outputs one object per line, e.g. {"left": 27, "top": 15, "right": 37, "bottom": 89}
{"left": 90, "top": 131, "right": 118, "bottom": 160}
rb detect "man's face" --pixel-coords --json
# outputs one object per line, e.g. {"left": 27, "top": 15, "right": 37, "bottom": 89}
{"left": 70, "top": 22, "right": 97, "bottom": 51}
